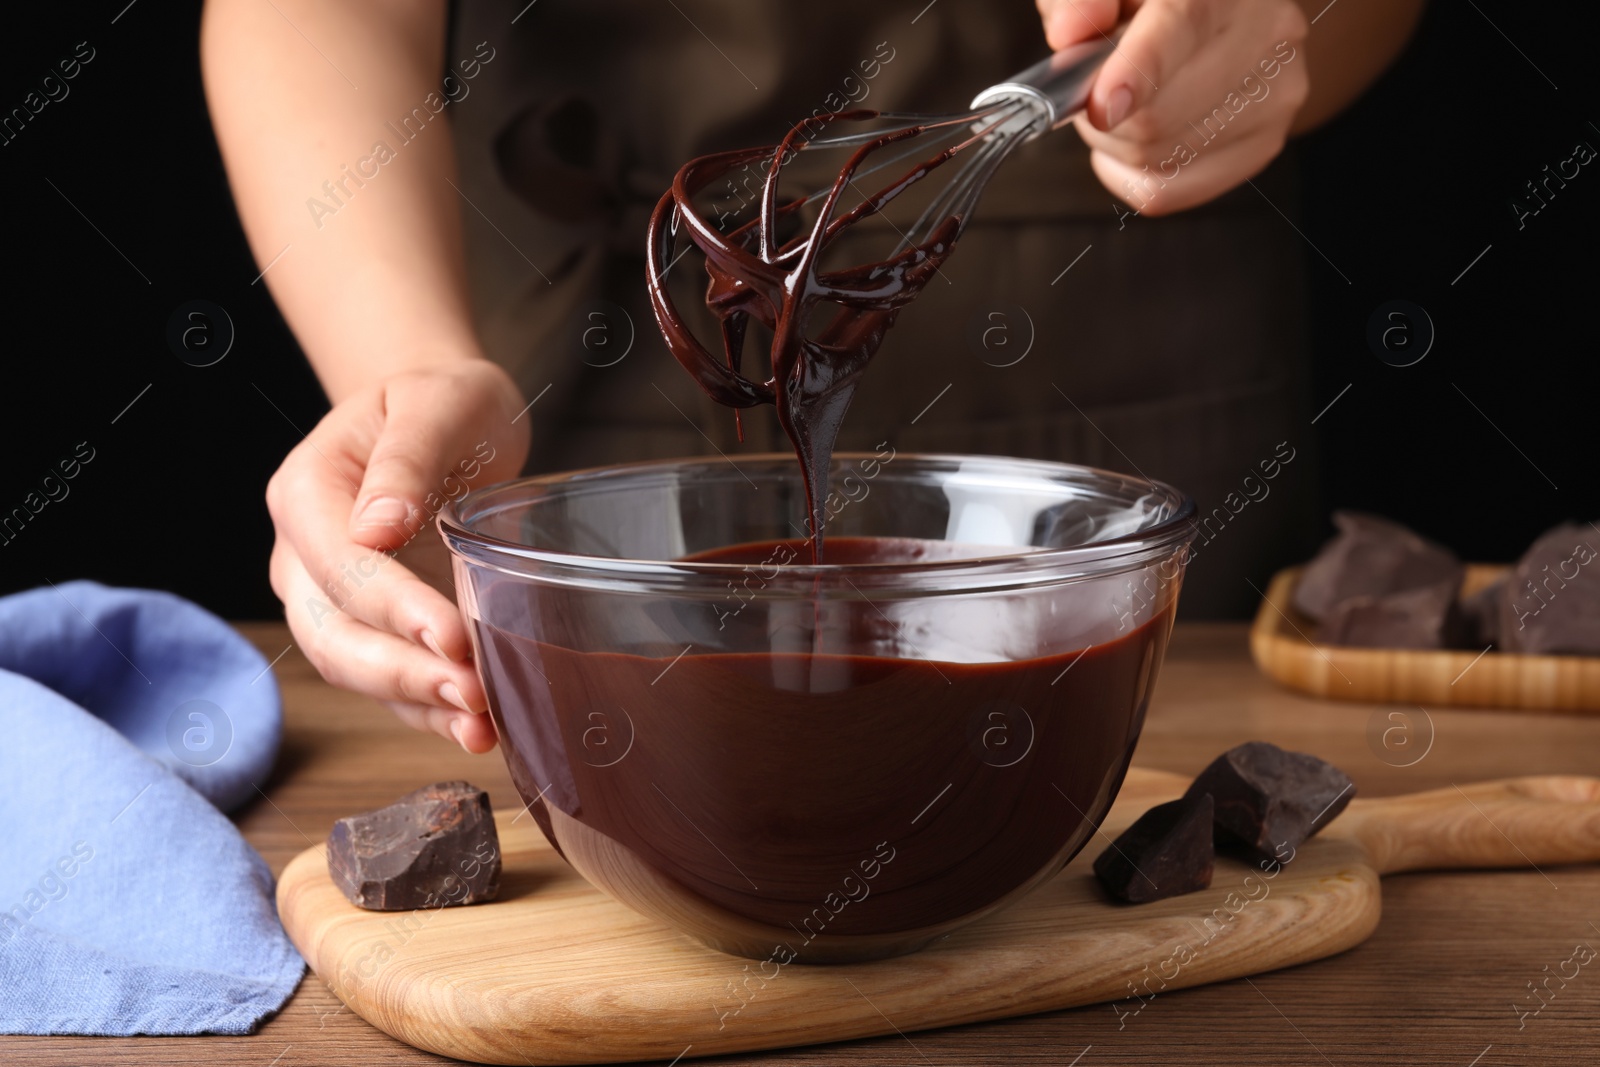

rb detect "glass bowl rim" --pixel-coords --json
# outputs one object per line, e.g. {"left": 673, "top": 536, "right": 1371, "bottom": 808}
{"left": 439, "top": 452, "right": 1197, "bottom": 585}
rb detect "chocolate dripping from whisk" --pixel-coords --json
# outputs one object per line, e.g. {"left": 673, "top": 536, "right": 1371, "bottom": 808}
{"left": 646, "top": 110, "right": 979, "bottom": 563}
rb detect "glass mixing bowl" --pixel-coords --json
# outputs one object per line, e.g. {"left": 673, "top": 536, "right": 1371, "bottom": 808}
{"left": 440, "top": 452, "right": 1194, "bottom": 962}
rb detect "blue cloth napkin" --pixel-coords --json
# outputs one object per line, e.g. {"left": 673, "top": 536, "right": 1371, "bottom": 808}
{"left": 0, "top": 581, "right": 305, "bottom": 1035}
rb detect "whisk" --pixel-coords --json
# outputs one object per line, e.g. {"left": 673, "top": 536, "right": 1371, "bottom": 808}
{"left": 645, "top": 33, "right": 1121, "bottom": 546}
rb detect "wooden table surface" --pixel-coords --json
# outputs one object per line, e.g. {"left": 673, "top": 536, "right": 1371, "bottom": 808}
{"left": 9, "top": 622, "right": 1600, "bottom": 1066}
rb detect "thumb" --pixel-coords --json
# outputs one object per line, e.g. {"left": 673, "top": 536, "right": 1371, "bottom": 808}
{"left": 349, "top": 379, "right": 509, "bottom": 552}
{"left": 349, "top": 431, "right": 461, "bottom": 552}
{"left": 1037, "top": 0, "right": 1121, "bottom": 52}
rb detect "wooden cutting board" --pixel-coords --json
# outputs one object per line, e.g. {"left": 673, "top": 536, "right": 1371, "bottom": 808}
{"left": 1251, "top": 564, "right": 1600, "bottom": 712}
{"left": 277, "top": 768, "right": 1600, "bottom": 1065}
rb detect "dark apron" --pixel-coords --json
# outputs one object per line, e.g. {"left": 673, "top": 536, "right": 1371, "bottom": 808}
{"left": 447, "top": 0, "right": 1319, "bottom": 616}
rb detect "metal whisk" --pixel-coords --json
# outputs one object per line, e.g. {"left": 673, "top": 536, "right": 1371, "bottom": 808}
{"left": 647, "top": 31, "right": 1120, "bottom": 385}
{"left": 645, "top": 33, "right": 1120, "bottom": 540}
{"left": 799, "top": 32, "right": 1122, "bottom": 254}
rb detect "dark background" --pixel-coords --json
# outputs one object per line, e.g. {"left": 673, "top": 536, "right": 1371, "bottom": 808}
{"left": 1, "top": 0, "right": 1594, "bottom": 620}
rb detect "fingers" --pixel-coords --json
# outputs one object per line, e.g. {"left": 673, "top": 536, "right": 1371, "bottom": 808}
{"left": 1084, "top": 128, "right": 1286, "bottom": 215}
{"left": 1084, "top": 0, "right": 1211, "bottom": 133}
{"left": 1072, "top": 35, "right": 1307, "bottom": 160}
{"left": 1060, "top": 0, "right": 1309, "bottom": 212}
{"left": 1037, "top": 0, "right": 1123, "bottom": 51}
{"left": 276, "top": 538, "right": 489, "bottom": 714}
{"left": 264, "top": 362, "right": 531, "bottom": 746}
{"left": 269, "top": 435, "right": 476, "bottom": 663}
{"left": 275, "top": 526, "right": 498, "bottom": 754}
{"left": 455, "top": 709, "right": 500, "bottom": 753}
{"left": 385, "top": 700, "right": 500, "bottom": 754}
{"left": 268, "top": 362, "right": 530, "bottom": 667}
{"left": 350, "top": 376, "right": 484, "bottom": 551}
{"left": 1069, "top": 17, "right": 1307, "bottom": 215}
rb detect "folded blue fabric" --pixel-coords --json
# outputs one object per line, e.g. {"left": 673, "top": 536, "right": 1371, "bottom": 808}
{"left": 0, "top": 581, "right": 304, "bottom": 1035}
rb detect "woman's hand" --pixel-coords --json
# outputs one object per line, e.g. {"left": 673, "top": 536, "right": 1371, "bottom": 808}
{"left": 207, "top": 0, "right": 521, "bottom": 749}
{"left": 1036, "top": 0, "right": 1311, "bottom": 215}
{"left": 266, "top": 361, "right": 530, "bottom": 753}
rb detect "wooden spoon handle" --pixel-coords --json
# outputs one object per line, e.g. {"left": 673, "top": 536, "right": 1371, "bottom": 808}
{"left": 1333, "top": 776, "right": 1600, "bottom": 876}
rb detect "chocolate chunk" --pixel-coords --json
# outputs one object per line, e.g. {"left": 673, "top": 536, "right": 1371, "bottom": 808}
{"left": 1293, "top": 511, "right": 1462, "bottom": 622}
{"left": 1498, "top": 522, "right": 1600, "bottom": 655}
{"left": 327, "top": 781, "right": 501, "bottom": 911}
{"left": 1094, "top": 793, "right": 1215, "bottom": 904}
{"left": 1317, "top": 579, "right": 1465, "bottom": 649}
{"left": 1184, "top": 742, "right": 1354, "bottom": 860}
{"left": 1460, "top": 577, "right": 1505, "bottom": 649}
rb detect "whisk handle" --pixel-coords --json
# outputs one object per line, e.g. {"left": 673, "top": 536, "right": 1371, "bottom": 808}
{"left": 970, "top": 31, "right": 1124, "bottom": 138}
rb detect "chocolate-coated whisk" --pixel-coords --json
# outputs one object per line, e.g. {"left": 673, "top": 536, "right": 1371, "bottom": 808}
{"left": 645, "top": 33, "right": 1119, "bottom": 547}
{"left": 648, "top": 32, "right": 1119, "bottom": 392}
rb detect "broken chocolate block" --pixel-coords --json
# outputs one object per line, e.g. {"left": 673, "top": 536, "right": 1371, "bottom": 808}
{"left": 1460, "top": 577, "right": 1505, "bottom": 649}
{"left": 327, "top": 781, "right": 501, "bottom": 911}
{"left": 1094, "top": 793, "right": 1215, "bottom": 904}
{"left": 1293, "top": 511, "right": 1462, "bottom": 622}
{"left": 1498, "top": 522, "right": 1600, "bottom": 656}
{"left": 1184, "top": 742, "right": 1354, "bottom": 860}
{"left": 1317, "top": 579, "right": 1465, "bottom": 649}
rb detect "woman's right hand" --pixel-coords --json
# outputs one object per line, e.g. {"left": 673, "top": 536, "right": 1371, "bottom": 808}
{"left": 266, "top": 360, "right": 530, "bottom": 753}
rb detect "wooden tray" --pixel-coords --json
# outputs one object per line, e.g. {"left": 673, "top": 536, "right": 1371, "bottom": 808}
{"left": 1251, "top": 564, "right": 1600, "bottom": 713}
{"left": 277, "top": 767, "right": 1600, "bottom": 1065}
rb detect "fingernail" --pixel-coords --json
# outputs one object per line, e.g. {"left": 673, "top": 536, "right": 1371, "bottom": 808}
{"left": 421, "top": 629, "right": 448, "bottom": 660}
{"left": 1106, "top": 85, "right": 1133, "bottom": 129}
{"left": 440, "top": 682, "right": 473, "bottom": 714}
{"left": 449, "top": 717, "right": 467, "bottom": 747}
{"left": 356, "top": 496, "right": 410, "bottom": 527}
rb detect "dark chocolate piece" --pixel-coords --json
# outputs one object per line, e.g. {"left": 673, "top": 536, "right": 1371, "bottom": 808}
{"left": 1184, "top": 742, "right": 1354, "bottom": 860}
{"left": 1460, "top": 577, "right": 1505, "bottom": 649}
{"left": 1316, "top": 579, "right": 1465, "bottom": 649}
{"left": 327, "top": 781, "right": 501, "bottom": 911}
{"left": 1293, "top": 511, "right": 1462, "bottom": 622}
{"left": 1498, "top": 522, "right": 1600, "bottom": 655}
{"left": 1094, "top": 793, "right": 1215, "bottom": 904}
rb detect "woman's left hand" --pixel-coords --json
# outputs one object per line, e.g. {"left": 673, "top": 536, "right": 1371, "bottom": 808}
{"left": 1036, "top": 0, "right": 1311, "bottom": 215}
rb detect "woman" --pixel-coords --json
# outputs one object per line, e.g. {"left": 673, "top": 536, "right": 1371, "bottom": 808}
{"left": 202, "top": 0, "right": 1426, "bottom": 751}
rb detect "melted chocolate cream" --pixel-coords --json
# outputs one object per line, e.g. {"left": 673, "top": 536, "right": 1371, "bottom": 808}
{"left": 473, "top": 538, "right": 1174, "bottom": 960}
{"left": 646, "top": 111, "right": 978, "bottom": 559}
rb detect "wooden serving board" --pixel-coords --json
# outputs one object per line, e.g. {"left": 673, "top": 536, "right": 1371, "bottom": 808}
{"left": 1252, "top": 564, "right": 1600, "bottom": 713}
{"left": 277, "top": 768, "right": 1600, "bottom": 1065}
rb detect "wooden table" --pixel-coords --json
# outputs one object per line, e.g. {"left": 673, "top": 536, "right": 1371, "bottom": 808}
{"left": 9, "top": 622, "right": 1600, "bottom": 1065}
